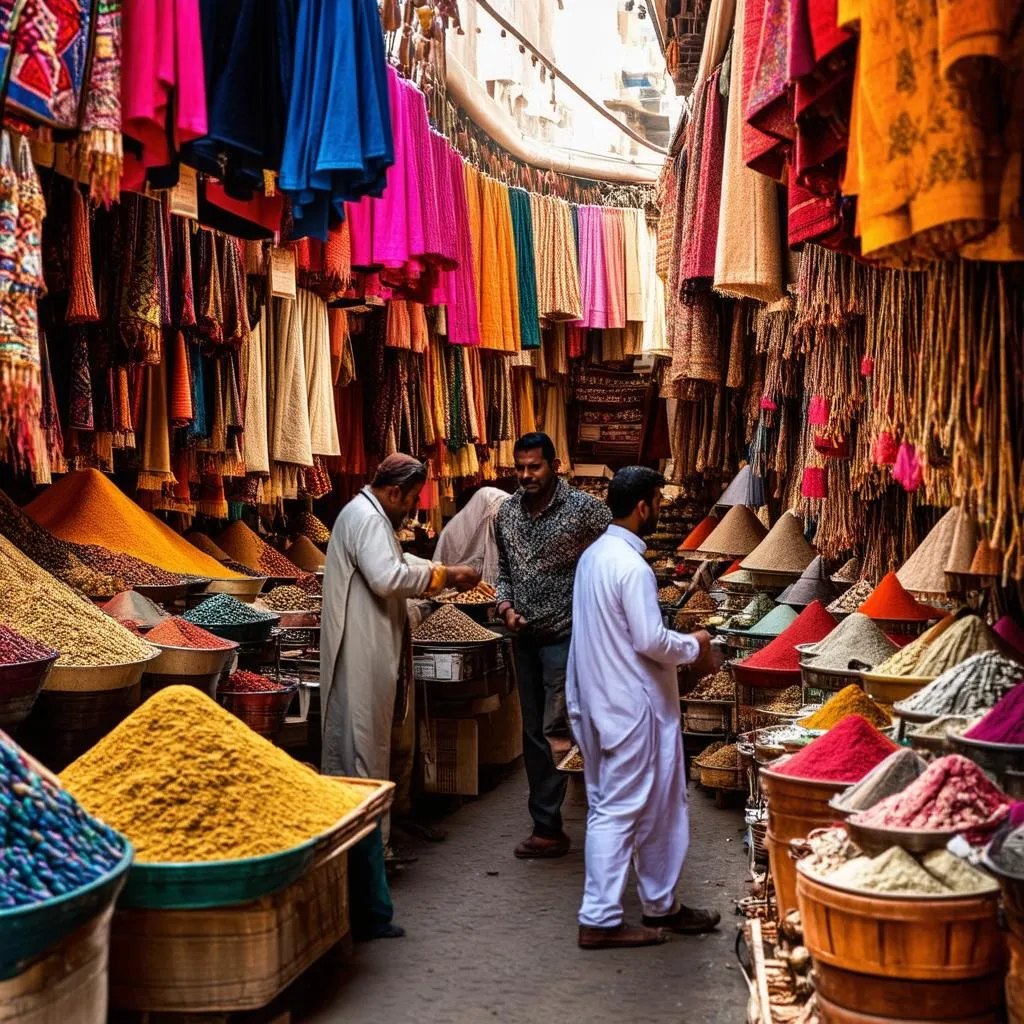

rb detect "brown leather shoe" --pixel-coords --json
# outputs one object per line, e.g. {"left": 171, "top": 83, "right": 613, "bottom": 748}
{"left": 578, "top": 923, "right": 667, "bottom": 949}
{"left": 642, "top": 905, "right": 721, "bottom": 934}
{"left": 514, "top": 833, "right": 571, "bottom": 859}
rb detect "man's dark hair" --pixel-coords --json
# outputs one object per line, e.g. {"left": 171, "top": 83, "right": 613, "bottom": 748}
{"left": 372, "top": 458, "right": 428, "bottom": 494}
{"left": 607, "top": 466, "right": 665, "bottom": 519}
{"left": 513, "top": 432, "right": 556, "bottom": 464}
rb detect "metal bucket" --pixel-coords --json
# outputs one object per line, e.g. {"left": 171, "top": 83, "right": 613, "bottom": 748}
{"left": 0, "top": 653, "right": 59, "bottom": 729}
{"left": 218, "top": 680, "right": 299, "bottom": 737}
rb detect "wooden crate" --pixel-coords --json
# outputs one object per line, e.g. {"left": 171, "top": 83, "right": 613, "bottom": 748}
{"left": 477, "top": 688, "right": 523, "bottom": 766}
{"left": 0, "top": 906, "right": 112, "bottom": 1024}
{"left": 108, "top": 848, "right": 349, "bottom": 1014}
{"left": 419, "top": 717, "right": 478, "bottom": 796}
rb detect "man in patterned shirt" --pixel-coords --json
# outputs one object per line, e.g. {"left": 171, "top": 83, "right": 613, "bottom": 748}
{"left": 495, "top": 432, "right": 612, "bottom": 859}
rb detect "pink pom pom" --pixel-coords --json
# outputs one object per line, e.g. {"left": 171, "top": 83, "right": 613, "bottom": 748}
{"left": 892, "top": 442, "right": 923, "bottom": 492}
{"left": 808, "top": 395, "right": 830, "bottom": 426}
{"left": 860, "top": 356, "right": 874, "bottom": 377}
{"left": 872, "top": 430, "right": 899, "bottom": 466}
{"left": 760, "top": 396, "right": 778, "bottom": 412}
{"left": 801, "top": 466, "right": 828, "bottom": 499}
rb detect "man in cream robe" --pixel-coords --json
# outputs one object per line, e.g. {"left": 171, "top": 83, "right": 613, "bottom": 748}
{"left": 320, "top": 454, "right": 478, "bottom": 939}
{"left": 567, "top": 467, "right": 722, "bottom": 949}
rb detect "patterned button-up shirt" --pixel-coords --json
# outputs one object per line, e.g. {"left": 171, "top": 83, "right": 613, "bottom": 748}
{"left": 495, "top": 480, "right": 612, "bottom": 642}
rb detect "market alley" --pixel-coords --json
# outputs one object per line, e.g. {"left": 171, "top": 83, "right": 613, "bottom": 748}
{"left": 295, "top": 765, "right": 750, "bottom": 1024}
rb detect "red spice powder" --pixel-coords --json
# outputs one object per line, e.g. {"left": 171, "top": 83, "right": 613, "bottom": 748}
{"left": 148, "top": 616, "right": 235, "bottom": 650}
{"left": 858, "top": 571, "right": 941, "bottom": 622}
{"left": 774, "top": 715, "right": 898, "bottom": 783}
{"left": 743, "top": 601, "right": 838, "bottom": 672}
{"left": 723, "top": 559, "right": 744, "bottom": 575}
{"left": 678, "top": 515, "right": 718, "bottom": 552}
{"left": 221, "top": 669, "right": 286, "bottom": 693}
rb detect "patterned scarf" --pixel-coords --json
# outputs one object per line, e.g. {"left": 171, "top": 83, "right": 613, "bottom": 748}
{"left": 118, "top": 193, "right": 163, "bottom": 364}
{"left": 78, "top": 0, "right": 123, "bottom": 204}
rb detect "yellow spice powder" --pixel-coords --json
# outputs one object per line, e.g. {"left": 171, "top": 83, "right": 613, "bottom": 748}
{"left": 60, "top": 687, "right": 371, "bottom": 862}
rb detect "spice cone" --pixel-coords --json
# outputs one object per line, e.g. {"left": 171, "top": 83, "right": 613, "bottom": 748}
{"left": 858, "top": 572, "right": 942, "bottom": 623}
{"left": 830, "top": 556, "right": 861, "bottom": 584}
{"left": 778, "top": 555, "right": 838, "bottom": 608}
{"left": 896, "top": 506, "right": 974, "bottom": 596}
{"left": 944, "top": 508, "right": 979, "bottom": 575}
{"left": 968, "top": 539, "right": 1004, "bottom": 578}
{"left": 715, "top": 465, "right": 765, "bottom": 509}
{"left": 692, "top": 504, "right": 768, "bottom": 559}
{"left": 286, "top": 534, "right": 326, "bottom": 572}
{"left": 676, "top": 514, "right": 719, "bottom": 554}
{"left": 740, "top": 510, "right": 815, "bottom": 574}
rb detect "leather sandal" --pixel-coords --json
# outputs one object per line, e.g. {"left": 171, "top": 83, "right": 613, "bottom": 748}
{"left": 578, "top": 923, "right": 667, "bottom": 949}
{"left": 513, "top": 833, "right": 571, "bottom": 859}
{"left": 642, "top": 904, "right": 721, "bottom": 934}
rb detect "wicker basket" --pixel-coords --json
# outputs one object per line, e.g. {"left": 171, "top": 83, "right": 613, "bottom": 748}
{"left": 697, "top": 763, "right": 744, "bottom": 790}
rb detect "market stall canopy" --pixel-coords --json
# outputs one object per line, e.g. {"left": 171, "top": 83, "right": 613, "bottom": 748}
{"left": 778, "top": 556, "right": 838, "bottom": 608}
{"left": 714, "top": 465, "right": 765, "bottom": 511}
{"left": 691, "top": 504, "right": 768, "bottom": 559}
{"left": 896, "top": 506, "right": 978, "bottom": 596}
{"left": 740, "top": 511, "right": 815, "bottom": 575}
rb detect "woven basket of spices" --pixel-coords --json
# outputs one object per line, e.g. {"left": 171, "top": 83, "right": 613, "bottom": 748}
{"left": 693, "top": 743, "right": 744, "bottom": 790}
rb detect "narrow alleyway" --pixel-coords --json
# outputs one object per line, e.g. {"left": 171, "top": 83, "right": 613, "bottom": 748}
{"left": 296, "top": 765, "right": 750, "bottom": 1024}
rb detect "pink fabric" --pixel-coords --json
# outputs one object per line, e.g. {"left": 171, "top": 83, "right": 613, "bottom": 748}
{"left": 441, "top": 146, "right": 480, "bottom": 346}
{"left": 346, "top": 196, "right": 376, "bottom": 268}
{"left": 601, "top": 208, "right": 626, "bottom": 330}
{"left": 121, "top": 0, "right": 207, "bottom": 168}
{"left": 372, "top": 70, "right": 414, "bottom": 269}
{"left": 682, "top": 69, "right": 726, "bottom": 281}
{"left": 576, "top": 206, "right": 608, "bottom": 329}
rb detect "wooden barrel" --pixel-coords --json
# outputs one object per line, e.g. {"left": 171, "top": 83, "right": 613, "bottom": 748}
{"left": 760, "top": 766, "right": 848, "bottom": 915}
{"left": 798, "top": 866, "right": 1006, "bottom": 1022}
{"left": 817, "top": 991, "right": 1003, "bottom": 1024}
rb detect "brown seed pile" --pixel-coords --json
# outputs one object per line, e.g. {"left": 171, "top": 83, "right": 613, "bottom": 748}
{"left": 0, "top": 534, "right": 155, "bottom": 666}
{"left": 286, "top": 534, "right": 326, "bottom": 572}
{"left": 184, "top": 531, "right": 231, "bottom": 562}
{"left": 295, "top": 572, "right": 323, "bottom": 596}
{"left": 688, "top": 670, "right": 735, "bottom": 701}
{"left": 697, "top": 743, "right": 741, "bottom": 769}
{"left": 658, "top": 584, "right": 683, "bottom": 604}
{"left": 560, "top": 746, "right": 584, "bottom": 771}
{"left": 73, "top": 543, "right": 193, "bottom": 587}
{"left": 261, "top": 586, "right": 317, "bottom": 612}
{"left": 413, "top": 605, "right": 500, "bottom": 643}
{"left": 217, "top": 521, "right": 304, "bottom": 578}
{"left": 762, "top": 685, "right": 803, "bottom": 714}
{"left": 827, "top": 579, "right": 874, "bottom": 615}
{"left": 293, "top": 511, "right": 331, "bottom": 546}
{"left": 682, "top": 590, "right": 718, "bottom": 612}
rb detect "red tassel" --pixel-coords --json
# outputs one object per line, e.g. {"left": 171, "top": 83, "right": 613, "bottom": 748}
{"left": 872, "top": 430, "right": 899, "bottom": 466}
{"left": 893, "top": 442, "right": 923, "bottom": 492}
{"left": 860, "top": 356, "right": 874, "bottom": 376}
{"left": 815, "top": 434, "right": 850, "bottom": 459}
{"left": 808, "top": 395, "right": 830, "bottom": 425}
{"left": 67, "top": 187, "right": 99, "bottom": 324}
{"left": 801, "top": 466, "right": 828, "bottom": 498}
{"left": 760, "top": 396, "right": 777, "bottom": 411}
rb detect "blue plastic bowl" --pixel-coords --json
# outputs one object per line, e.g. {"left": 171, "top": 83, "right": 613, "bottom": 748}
{"left": 0, "top": 838, "right": 134, "bottom": 980}
{"left": 118, "top": 835, "right": 320, "bottom": 910}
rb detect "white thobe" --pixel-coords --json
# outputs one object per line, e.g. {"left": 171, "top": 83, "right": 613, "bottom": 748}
{"left": 566, "top": 525, "right": 701, "bottom": 928}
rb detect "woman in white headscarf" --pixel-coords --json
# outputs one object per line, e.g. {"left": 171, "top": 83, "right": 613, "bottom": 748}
{"left": 433, "top": 486, "right": 511, "bottom": 583}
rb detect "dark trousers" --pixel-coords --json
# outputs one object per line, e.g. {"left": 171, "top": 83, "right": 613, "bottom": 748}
{"left": 512, "top": 636, "right": 570, "bottom": 839}
{"left": 348, "top": 821, "right": 393, "bottom": 938}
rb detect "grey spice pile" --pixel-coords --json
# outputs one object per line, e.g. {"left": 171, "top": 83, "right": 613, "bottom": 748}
{"left": 801, "top": 612, "right": 898, "bottom": 671}
{"left": 413, "top": 605, "right": 500, "bottom": 643}
{"left": 897, "top": 651, "right": 1023, "bottom": 715}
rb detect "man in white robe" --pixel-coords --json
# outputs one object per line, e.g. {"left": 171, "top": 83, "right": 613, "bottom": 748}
{"left": 567, "top": 466, "right": 722, "bottom": 949}
{"left": 320, "top": 453, "right": 478, "bottom": 940}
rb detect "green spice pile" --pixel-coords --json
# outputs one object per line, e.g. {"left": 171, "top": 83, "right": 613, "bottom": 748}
{"left": 0, "top": 535, "right": 156, "bottom": 666}
{"left": 184, "top": 593, "right": 278, "bottom": 627}
{"left": 261, "top": 585, "right": 317, "bottom": 612}
{"left": 746, "top": 603, "right": 799, "bottom": 637}
{"left": 826, "top": 579, "right": 874, "bottom": 615}
{"left": 688, "top": 670, "right": 735, "bottom": 701}
{"left": 897, "top": 651, "right": 1023, "bottom": 716}
{"left": 827, "top": 847, "right": 996, "bottom": 896}
{"left": 724, "top": 593, "right": 775, "bottom": 630}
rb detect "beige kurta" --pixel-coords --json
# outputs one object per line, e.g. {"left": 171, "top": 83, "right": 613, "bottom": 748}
{"left": 320, "top": 488, "right": 433, "bottom": 779}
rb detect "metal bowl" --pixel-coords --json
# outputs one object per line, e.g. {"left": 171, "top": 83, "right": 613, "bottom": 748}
{"left": 134, "top": 579, "right": 209, "bottom": 603}
{"left": 0, "top": 653, "right": 59, "bottom": 728}
{"left": 948, "top": 732, "right": 1024, "bottom": 785}
{"left": 891, "top": 701, "right": 942, "bottom": 725}
{"left": 202, "top": 577, "right": 268, "bottom": 603}
{"left": 44, "top": 647, "right": 160, "bottom": 693}
{"left": 218, "top": 679, "right": 299, "bottom": 737}
{"left": 862, "top": 671, "right": 934, "bottom": 706}
{"left": 195, "top": 615, "right": 280, "bottom": 644}
{"left": 844, "top": 818, "right": 960, "bottom": 857}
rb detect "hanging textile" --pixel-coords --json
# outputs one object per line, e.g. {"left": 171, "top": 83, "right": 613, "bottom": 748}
{"left": 442, "top": 144, "right": 480, "bottom": 345}
{"left": 78, "top": 0, "right": 123, "bottom": 203}
{"left": 118, "top": 193, "right": 164, "bottom": 364}
{"left": 298, "top": 288, "right": 341, "bottom": 458}
{"left": 576, "top": 206, "right": 609, "bottom": 329}
{"left": 509, "top": 188, "right": 541, "bottom": 349}
{"left": 532, "top": 194, "right": 583, "bottom": 323}
{"left": 623, "top": 208, "right": 644, "bottom": 322}
{"left": 139, "top": 352, "right": 173, "bottom": 491}
{"left": 266, "top": 296, "right": 314, "bottom": 497}
{"left": 242, "top": 313, "right": 270, "bottom": 476}
{"left": 601, "top": 208, "right": 627, "bottom": 330}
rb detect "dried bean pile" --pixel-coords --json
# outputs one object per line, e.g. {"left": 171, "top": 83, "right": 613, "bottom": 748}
{"left": 762, "top": 685, "right": 802, "bottom": 714}
{"left": 0, "top": 624, "right": 56, "bottom": 665}
{"left": 184, "top": 593, "right": 277, "bottom": 627}
{"left": 688, "top": 670, "right": 735, "bottom": 701}
{"left": 293, "top": 511, "right": 331, "bottom": 546}
{"left": 261, "top": 586, "right": 316, "bottom": 612}
{"left": 220, "top": 670, "right": 287, "bottom": 693}
{"left": 295, "top": 572, "right": 323, "bottom": 596}
{"left": 217, "top": 521, "right": 304, "bottom": 578}
{"left": 657, "top": 584, "right": 683, "bottom": 604}
{"left": 0, "top": 738, "right": 125, "bottom": 908}
{"left": 413, "top": 605, "right": 500, "bottom": 643}
{"left": 697, "top": 743, "right": 740, "bottom": 769}
{"left": 72, "top": 543, "right": 192, "bottom": 587}
{"left": 827, "top": 579, "right": 874, "bottom": 615}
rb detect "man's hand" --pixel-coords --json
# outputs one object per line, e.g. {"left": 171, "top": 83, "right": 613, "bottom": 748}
{"left": 497, "top": 602, "right": 528, "bottom": 633}
{"left": 691, "top": 629, "right": 723, "bottom": 676}
{"left": 446, "top": 565, "right": 482, "bottom": 592}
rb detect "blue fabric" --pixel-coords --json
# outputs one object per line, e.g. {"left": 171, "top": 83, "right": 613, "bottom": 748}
{"left": 280, "top": 0, "right": 394, "bottom": 240}
{"left": 509, "top": 189, "right": 541, "bottom": 349}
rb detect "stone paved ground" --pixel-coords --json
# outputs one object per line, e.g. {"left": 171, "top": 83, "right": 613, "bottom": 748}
{"left": 294, "top": 764, "right": 750, "bottom": 1024}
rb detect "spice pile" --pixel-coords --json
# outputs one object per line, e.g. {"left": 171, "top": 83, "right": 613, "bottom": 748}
{"left": 261, "top": 585, "right": 317, "bottom": 612}
{"left": 724, "top": 593, "right": 775, "bottom": 630}
{"left": 853, "top": 755, "right": 1009, "bottom": 831}
{"left": 798, "top": 685, "right": 891, "bottom": 730}
{"left": 697, "top": 743, "right": 741, "bottom": 769}
{"left": 739, "top": 510, "right": 815, "bottom": 574}
{"left": 413, "top": 605, "right": 500, "bottom": 643}
{"left": 147, "top": 617, "right": 236, "bottom": 651}
{"left": 559, "top": 746, "right": 584, "bottom": 771}
{"left": 992, "top": 824, "right": 1024, "bottom": 876}
{"left": 746, "top": 603, "right": 799, "bottom": 637}
{"left": 24, "top": 469, "right": 237, "bottom": 579}
{"left": 0, "top": 739, "right": 126, "bottom": 908}
{"left": 657, "top": 583, "right": 683, "bottom": 604}
{"left": 220, "top": 670, "right": 288, "bottom": 693}
{"left": 0, "top": 623, "right": 56, "bottom": 665}
{"left": 184, "top": 532, "right": 231, "bottom": 562}
{"left": 911, "top": 615, "right": 999, "bottom": 678}
{"left": 293, "top": 511, "right": 331, "bottom": 546}
{"left": 964, "top": 684, "right": 1024, "bottom": 744}
{"left": 800, "top": 613, "right": 898, "bottom": 671}
{"left": 857, "top": 572, "right": 940, "bottom": 622}
{"left": 688, "top": 670, "right": 735, "bottom": 701}
{"left": 761, "top": 685, "right": 803, "bottom": 714}
{"left": 773, "top": 715, "right": 898, "bottom": 783}
{"left": 676, "top": 515, "right": 717, "bottom": 553}
{"left": 910, "top": 715, "right": 971, "bottom": 740}
{"left": 833, "top": 749, "right": 928, "bottom": 813}
{"left": 831, "top": 557, "right": 861, "bottom": 584}
{"left": 827, "top": 846, "right": 996, "bottom": 896}
{"left": 217, "top": 521, "right": 304, "bottom": 579}
{"left": 871, "top": 616, "right": 950, "bottom": 676}
{"left": 286, "top": 534, "right": 326, "bottom": 572}
{"left": 826, "top": 579, "right": 874, "bottom": 616}
{"left": 436, "top": 582, "right": 497, "bottom": 605}
{"left": 897, "top": 651, "right": 1022, "bottom": 716}
{"left": 0, "top": 535, "right": 155, "bottom": 666}
{"left": 73, "top": 544, "right": 194, "bottom": 588}
{"left": 739, "top": 602, "right": 837, "bottom": 674}
{"left": 184, "top": 593, "right": 278, "bottom": 628}
{"left": 102, "top": 591, "right": 169, "bottom": 630}
{"left": 60, "top": 687, "right": 368, "bottom": 862}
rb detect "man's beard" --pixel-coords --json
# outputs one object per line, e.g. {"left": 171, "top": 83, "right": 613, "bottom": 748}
{"left": 639, "top": 510, "right": 660, "bottom": 537}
